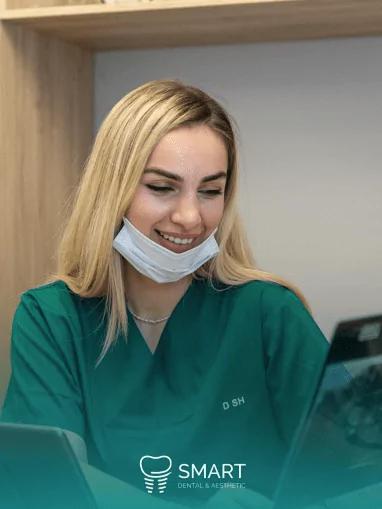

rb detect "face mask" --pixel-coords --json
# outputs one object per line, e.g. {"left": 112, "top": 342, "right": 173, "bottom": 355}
{"left": 112, "top": 217, "right": 220, "bottom": 283}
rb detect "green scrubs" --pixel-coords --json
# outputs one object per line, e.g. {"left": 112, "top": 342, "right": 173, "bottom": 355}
{"left": 1, "top": 278, "right": 328, "bottom": 507}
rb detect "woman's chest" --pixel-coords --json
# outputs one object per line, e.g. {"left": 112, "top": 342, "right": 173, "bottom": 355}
{"left": 86, "top": 361, "right": 284, "bottom": 502}
{"left": 133, "top": 319, "right": 167, "bottom": 354}
{"left": 85, "top": 322, "right": 283, "bottom": 487}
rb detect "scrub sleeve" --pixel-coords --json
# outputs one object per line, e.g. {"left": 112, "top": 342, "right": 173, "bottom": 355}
{"left": 1, "top": 292, "right": 85, "bottom": 436}
{"left": 260, "top": 285, "right": 329, "bottom": 446}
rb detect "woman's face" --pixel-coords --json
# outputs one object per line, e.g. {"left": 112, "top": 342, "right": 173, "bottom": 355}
{"left": 126, "top": 125, "right": 228, "bottom": 253}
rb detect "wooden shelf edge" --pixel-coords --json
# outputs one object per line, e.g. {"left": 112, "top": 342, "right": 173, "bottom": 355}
{"left": 0, "top": 0, "right": 280, "bottom": 21}
{"left": 1, "top": 0, "right": 382, "bottom": 52}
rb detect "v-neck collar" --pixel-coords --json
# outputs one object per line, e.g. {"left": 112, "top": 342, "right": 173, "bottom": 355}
{"left": 127, "top": 278, "right": 199, "bottom": 356}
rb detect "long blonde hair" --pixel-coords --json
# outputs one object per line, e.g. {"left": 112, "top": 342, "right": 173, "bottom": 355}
{"left": 45, "top": 79, "right": 312, "bottom": 365}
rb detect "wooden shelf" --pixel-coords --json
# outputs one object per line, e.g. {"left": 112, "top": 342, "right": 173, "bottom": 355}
{"left": 1, "top": 0, "right": 382, "bottom": 51}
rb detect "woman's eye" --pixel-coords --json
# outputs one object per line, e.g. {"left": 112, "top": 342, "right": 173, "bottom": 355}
{"left": 201, "top": 189, "right": 223, "bottom": 196}
{"left": 145, "top": 184, "right": 223, "bottom": 196}
{"left": 146, "top": 184, "right": 173, "bottom": 193}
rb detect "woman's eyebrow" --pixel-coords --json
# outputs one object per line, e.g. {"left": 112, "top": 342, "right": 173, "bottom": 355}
{"left": 144, "top": 167, "right": 227, "bottom": 183}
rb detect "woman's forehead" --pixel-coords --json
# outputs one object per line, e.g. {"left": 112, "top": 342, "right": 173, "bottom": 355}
{"left": 145, "top": 127, "right": 228, "bottom": 180}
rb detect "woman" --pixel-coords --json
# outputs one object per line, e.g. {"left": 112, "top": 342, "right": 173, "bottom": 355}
{"left": 1, "top": 79, "right": 329, "bottom": 508}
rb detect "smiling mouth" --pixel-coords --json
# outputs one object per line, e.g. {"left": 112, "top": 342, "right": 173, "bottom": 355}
{"left": 155, "top": 230, "right": 197, "bottom": 246}
{"left": 154, "top": 230, "right": 201, "bottom": 252}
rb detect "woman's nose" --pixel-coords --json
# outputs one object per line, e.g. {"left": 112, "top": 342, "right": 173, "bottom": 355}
{"left": 170, "top": 196, "right": 202, "bottom": 230}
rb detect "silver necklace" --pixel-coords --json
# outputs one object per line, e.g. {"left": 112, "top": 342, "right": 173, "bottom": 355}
{"left": 127, "top": 305, "right": 170, "bottom": 324}
{"left": 126, "top": 280, "right": 192, "bottom": 325}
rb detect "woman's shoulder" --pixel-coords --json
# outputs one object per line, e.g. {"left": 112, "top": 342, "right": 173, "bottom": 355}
{"left": 204, "top": 278, "right": 304, "bottom": 316}
{"left": 217, "top": 279, "right": 310, "bottom": 322}
{"left": 222, "top": 279, "right": 300, "bottom": 304}
{"left": 20, "top": 280, "right": 77, "bottom": 307}
{"left": 17, "top": 280, "right": 102, "bottom": 319}
{"left": 22, "top": 279, "right": 72, "bottom": 294}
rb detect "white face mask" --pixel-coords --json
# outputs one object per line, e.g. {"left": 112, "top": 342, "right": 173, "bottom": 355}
{"left": 112, "top": 217, "right": 220, "bottom": 283}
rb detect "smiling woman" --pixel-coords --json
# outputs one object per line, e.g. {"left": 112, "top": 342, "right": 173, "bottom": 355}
{"left": 1, "top": 79, "right": 329, "bottom": 509}
{"left": 125, "top": 124, "right": 227, "bottom": 256}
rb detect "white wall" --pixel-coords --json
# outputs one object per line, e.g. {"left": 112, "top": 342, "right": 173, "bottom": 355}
{"left": 95, "top": 36, "right": 382, "bottom": 341}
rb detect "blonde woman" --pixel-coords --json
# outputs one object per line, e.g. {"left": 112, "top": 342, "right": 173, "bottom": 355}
{"left": 1, "top": 79, "right": 328, "bottom": 509}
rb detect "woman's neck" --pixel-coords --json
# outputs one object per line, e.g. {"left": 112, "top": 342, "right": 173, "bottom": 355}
{"left": 124, "top": 267, "right": 193, "bottom": 320}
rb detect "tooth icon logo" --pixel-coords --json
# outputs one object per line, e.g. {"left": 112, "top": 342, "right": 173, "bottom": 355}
{"left": 139, "top": 455, "right": 172, "bottom": 494}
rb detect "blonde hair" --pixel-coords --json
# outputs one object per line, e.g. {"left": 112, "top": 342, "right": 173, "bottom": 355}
{"left": 45, "top": 79, "right": 312, "bottom": 365}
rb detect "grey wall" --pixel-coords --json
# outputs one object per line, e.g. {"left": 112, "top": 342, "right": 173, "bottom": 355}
{"left": 95, "top": 37, "right": 382, "bottom": 340}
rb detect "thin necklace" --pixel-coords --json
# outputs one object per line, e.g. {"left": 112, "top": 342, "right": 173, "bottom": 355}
{"left": 127, "top": 305, "right": 170, "bottom": 324}
{"left": 126, "top": 279, "right": 193, "bottom": 325}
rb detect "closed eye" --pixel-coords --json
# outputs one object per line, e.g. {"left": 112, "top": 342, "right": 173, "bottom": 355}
{"left": 202, "top": 190, "right": 223, "bottom": 196}
{"left": 145, "top": 184, "right": 223, "bottom": 196}
{"left": 146, "top": 184, "right": 172, "bottom": 192}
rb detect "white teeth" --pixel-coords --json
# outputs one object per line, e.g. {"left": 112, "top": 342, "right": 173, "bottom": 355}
{"left": 158, "top": 231, "right": 194, "bottom": 245}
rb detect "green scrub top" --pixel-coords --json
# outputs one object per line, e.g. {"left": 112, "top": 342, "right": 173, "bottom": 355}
{"left": 1, "top": 278, "right": 329, "bottom": 507}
